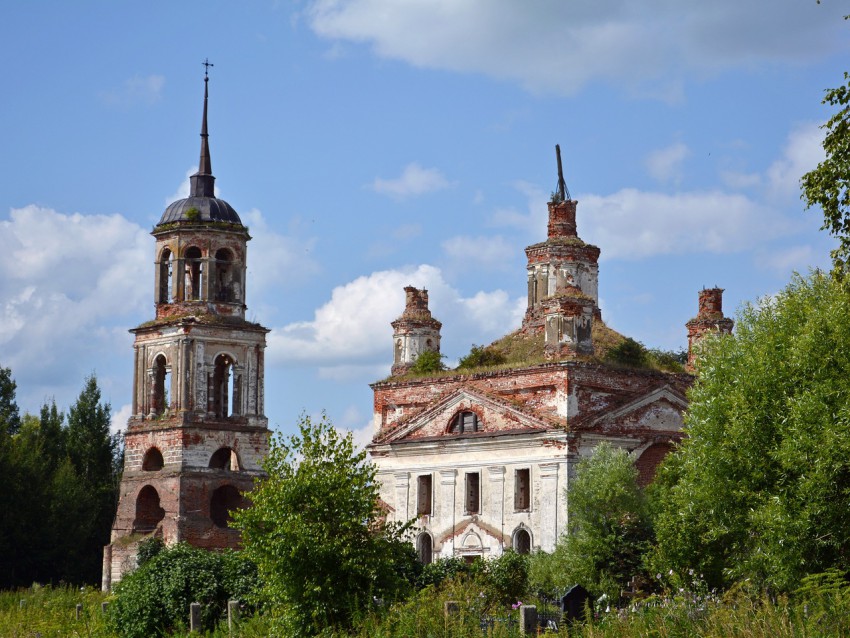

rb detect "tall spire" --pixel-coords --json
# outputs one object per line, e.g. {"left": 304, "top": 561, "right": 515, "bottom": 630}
{"left": 190, "top": 59, "right": 215, "bottom": 198}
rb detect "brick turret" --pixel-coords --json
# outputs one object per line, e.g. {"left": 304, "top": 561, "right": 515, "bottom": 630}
{"left": 686, "top": 288, "right": 734, "bottom": 371}
{"left": 391, "top": 287, "right": 442, "bottom": 376}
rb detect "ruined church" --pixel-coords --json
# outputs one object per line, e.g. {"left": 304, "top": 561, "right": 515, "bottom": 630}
{"left": 368, "top": 154, "right": 733, "bottom": 562}
{"left": 103, "top": 73, "right": 270, "bottom": 588}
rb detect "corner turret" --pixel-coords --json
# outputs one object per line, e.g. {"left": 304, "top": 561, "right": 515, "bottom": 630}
{"left": 391, "top": 287, "right": 442, "bottom": 376}
{"left": 686, "top": 288, "right": 734, "bottom": 371}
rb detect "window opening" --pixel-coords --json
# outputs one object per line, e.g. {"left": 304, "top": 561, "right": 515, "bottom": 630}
{"left": 210, "top": 484, "right": 242, "bottom": 528}
{"left": 465, "top": 472, "right": 480, "bottom": 514}
{"left": 158, "top": 248, "right": 173, "bottom": 303}
{"left": 184, "top": 247, "right": 203, "bottom": 300}
{"left": 134, "top": 485, "right": 165, "bottom": 532}
{"left": 214, "top": 248, "right": 234, "bottom": 302}
{"left": 212, "top": 354, "right": 235, "bottom": 418}
{"left": 142, "top": 447, "right": 164, "bottom": 471}
{"left": 514, "top": 528, "right": 531, "bottom": 555}
{"left": 514, "top": 468, "right": 530, "bottom": 510}
{"left": 417, "top": 532, "right": 433, "bottom": 564}
{"left": 152, "top": 355, "right": 169, "bottom": 415}
{"left": 209, "top": 447, "right": 241, "bottom": 471}
{"left": 417, "top": 474, "right": 432, "bottom": 516}
{"left": 449, "top": 411, "right": 479, "bottom": 434}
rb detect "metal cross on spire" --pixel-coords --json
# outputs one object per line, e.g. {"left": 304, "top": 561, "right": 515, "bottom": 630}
{"left": 202, "top": 58, "right": 214, "bottom": 80}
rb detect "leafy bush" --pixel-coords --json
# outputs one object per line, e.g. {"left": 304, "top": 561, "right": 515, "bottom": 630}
{"left": 409, "top": 350, "right": 446, "bottom": 374}
{"left": 107, "top": 543, "right": 258, "bottom": 638}
{"left": 135, "top": 537, "right": 164, "bottom": 567}
{"left": 485, "top": 550, "right": 529, "bottom": 606}
{"left": 457, "top": 344, "right": 507, "bottom": 370}
{"left": 605, "top": 338, "right": 648, "bottom": 367}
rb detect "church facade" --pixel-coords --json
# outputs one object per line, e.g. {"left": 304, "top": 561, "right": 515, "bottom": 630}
{"left": 103, "top": 74, "right": 270, "bottom": 588}
{"left": 368, "top": 167, "right": 732, "bottom": 562}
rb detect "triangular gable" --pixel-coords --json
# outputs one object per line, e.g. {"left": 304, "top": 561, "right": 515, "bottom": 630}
{"left": 375, "top": 386, "right": 555, "bottom": 444}
{"left": 586, "top": 384, "right": 687, "bottom": 432}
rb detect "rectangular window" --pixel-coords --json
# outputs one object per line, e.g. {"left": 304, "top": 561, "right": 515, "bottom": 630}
{"left": 515, "top": 468, "right": 530, "bottom": 511}
{"left": 465, "top": 472, "right": 480, "bottom": 514}
{"left": 417, "top": 474, "right": 432, "bottom": 516}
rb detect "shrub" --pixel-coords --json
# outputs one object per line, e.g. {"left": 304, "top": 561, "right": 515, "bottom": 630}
{"left": 605, "top": 338, "right": 648, "bottom": 367}
{"left": 107, "top": 543, "right": 258, "bottom": 638}
{"left": 409, "top": 350, "right": 446, "bottom": 374}
{"left": 457, "top": 344, "right": 507, "bottom": 370}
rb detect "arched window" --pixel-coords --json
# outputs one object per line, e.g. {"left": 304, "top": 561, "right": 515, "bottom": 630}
{"left": 142, "top": 447, "right": 164, "bottom": 471}
{"left": 449, "top": 411, "right": 479, "bottom": 434}
{"left": 152, "top": 354, "right": 169, "bottom": 415}
{"left": 158, "top": 248, "right": 173, "bottom": 303}
{"left": 212, "top": 354, "right": 239, "bottom": 418}
{"left": 513, "top": 528, "right": 531, "bottom": 555}
{"left": 134, "top": 485, "right": 165, "bottom": 532}
{"left": 209, "top": 447, "right": 241, "bottom": 471}
{"left": 210, "top": 485, "right": 243, "bottom": 528}
{"left": 417, "top": 532, "right": 433, "bottom": 564}
{"left": 214, "top": 248, "right": 234, "bottom": 302}
{"left": 184, "top": 246, "right": 203, "bottom": 300}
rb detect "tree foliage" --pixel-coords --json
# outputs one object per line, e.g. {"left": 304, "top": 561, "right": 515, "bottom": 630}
{"left": 802, "top": 70, "right": 850, "bottom": 269}
{"left": 457, "top": 344, "right": 507, "bottom": 370}
{"left": 409, "top": 349, "right": 446, "bottom": 374}
{"left": 653, "top": 272, "right": 850, "bottom": 592}
{"left": 233, "top": 414, "right": 417, "bottom": 636}
{"left": 0, "top": 371, "right": 121, "bottom": 587}
{"left": 538, "top": 443, "right": 650, "bottom": 600}
{"left": 107, "top": 542, "right": 257, "bottom": 638}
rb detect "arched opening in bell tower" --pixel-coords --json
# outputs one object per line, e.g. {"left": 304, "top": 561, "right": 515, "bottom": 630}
{"left": 210, "top": 484, "right": 242, "bottom": 528}
{"left": 184, "top": 246, "right": 203, "bottom": 300}
{"left": 158, "top": 248, "right": 173, "bottom": 303}
{"left": 214, "top": 248, "right": 235, "bottom": 302}
{"left": 134, "top": 485, "right": 165, "bottom": 532}
{"left": 212, "top": 354, "right": 239, "bottom": 418}
{"left": 152, "top": 355, "right": 170, "bottom": 415}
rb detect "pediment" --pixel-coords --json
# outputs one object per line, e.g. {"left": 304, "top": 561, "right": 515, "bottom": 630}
{"left": 375, "top": 386, "right": 554, "bottom": 444}
{"left": 589, "top": 384, "right": 687, "bottom": 432}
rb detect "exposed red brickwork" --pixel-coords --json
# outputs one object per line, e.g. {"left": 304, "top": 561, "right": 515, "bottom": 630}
{"left": 547, "top": 200, "right": 578, "bottom": 238}
{"left": 635, "top": 442, "right": 674, "bottom": 487}
{"left": 686, "top": 288, "right": 734, "bottom": 371}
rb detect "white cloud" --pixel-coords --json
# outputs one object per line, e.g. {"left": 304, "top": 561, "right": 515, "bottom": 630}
{"left": 719, "top": 170, "right": 761, "bottom": 190}
{"left": 580, "top": 189, "right": 790, "bottom": 260}
{"left": 370, "top": 163, "right": 451, "bottom": 199}
{"left": 766, "top": 122, "right": 824, "bottom": 200}
{"left": 441, "top": 235, "right": 515, "bottom": 270}
{"left": 754, "top": 245, "right": 818, "bottom": 275}
{"left": 0, "top": 205, "right": 149, "bottom": 409}
{"left": 100, "top": 74, "right": 165, "bottom": 107}
{"left": 111, "top": 403, "right": 132, "bottom": 435}
{"left": 305, "top": 1, "right": 847, "bottom": 98}
{"left": 645, "top": 142, "right": 690, "bottom": 184}
{"left": 267, "top": 264, "right": 522, "bottom": 367}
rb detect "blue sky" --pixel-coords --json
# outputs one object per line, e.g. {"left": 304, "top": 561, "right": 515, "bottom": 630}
{"left": 0, "top": 1, "right": 846, "bottom": 445}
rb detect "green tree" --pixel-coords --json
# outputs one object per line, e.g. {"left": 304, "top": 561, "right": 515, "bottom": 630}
{"left": 0, "top": 366, "right": 21, "bottom": 436}
{"left": 65, "top": 374, "right": 121, "bottom": 583}
{"left": 653, "top": 273, "right": 850, "bottom": 592}
{"left": 233, "top": 414, "right": 416, "bottom": 636}
{"left": 802, "top": 69, "right": 850, "bottom": 270}
{"left": 541, "top": 442, "right": 651, "bottom": 600}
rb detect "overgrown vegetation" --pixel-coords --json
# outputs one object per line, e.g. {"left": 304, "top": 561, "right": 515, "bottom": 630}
{"left": 107, "top": 541, "right": 258, "bottom": 638}
{"left": 0, "top": 370, "right": 121, "bottom": 588}
{"left": 408, "top": 349, "right": 446, "bottom": 374}
{"left": 232, "top": 414, "right": 418, "bottom": 636}
{"left": 457, "top": 343, "right": 507, "bottom": 369}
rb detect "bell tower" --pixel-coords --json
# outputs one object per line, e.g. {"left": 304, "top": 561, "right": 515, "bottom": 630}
{"left": 104, "top": 68, "right": 270, "bottom": 588}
